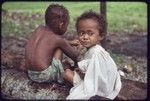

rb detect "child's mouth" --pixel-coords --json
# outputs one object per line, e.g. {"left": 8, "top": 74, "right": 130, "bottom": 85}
{"left": 82, "top": 42, "right": 90, "bottom": 47}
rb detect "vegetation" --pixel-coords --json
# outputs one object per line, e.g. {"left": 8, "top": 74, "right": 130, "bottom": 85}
{"left": 2, "top": 2, "right": 147, "bottom": 37}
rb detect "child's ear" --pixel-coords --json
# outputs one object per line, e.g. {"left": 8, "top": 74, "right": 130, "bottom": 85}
{"left": 98, "top": 34, "right": 104, "bottom": 41}
{"left": 59, "top": 22, "right": 64, "bottom": 29}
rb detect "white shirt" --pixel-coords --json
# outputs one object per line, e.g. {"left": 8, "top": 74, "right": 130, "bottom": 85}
{"left": 66, "top": 44, "right": 122, "bottom": 100}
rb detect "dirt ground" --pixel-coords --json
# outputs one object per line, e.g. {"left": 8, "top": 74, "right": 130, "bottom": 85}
{"left": 105, "top": 32, "right": 147, "bottom": 83}
{"left": 1, "top": 31, "right": 147, "bottom": 83}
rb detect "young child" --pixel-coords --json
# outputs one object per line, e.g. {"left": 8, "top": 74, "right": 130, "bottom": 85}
{"left": 25, "top": 4, "right": 80, "bottom": 84}
{"left": 64, "top": 11, "right": 122, "bottom": 100}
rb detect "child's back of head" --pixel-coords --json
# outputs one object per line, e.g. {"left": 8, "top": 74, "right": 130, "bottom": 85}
{"left": 45, "top": 4, "right": 69, "bottom": 35}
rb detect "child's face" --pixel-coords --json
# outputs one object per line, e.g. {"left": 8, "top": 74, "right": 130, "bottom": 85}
{"left": 77, "top": 19, "right": 103, "bottom": 49}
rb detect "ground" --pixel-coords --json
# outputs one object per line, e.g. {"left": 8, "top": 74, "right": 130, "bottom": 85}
{"left": 1, "top": 31, "right": 147, "bottom": 100}
{"left": 1, "top": 10, "right": 147, "bottom": 100}
{"left": 1, "top": 31, "right": 147, "bottom": 83}
{"left": 105, "top": 32, "right": 147, "bottom": 83}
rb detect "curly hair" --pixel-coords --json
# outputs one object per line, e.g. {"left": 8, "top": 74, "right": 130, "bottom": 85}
{"left": 76, "top": 10, "right": 105, "bottom": 36}
{"left": 45, "top": 4, "right": 69, "bottom": 31}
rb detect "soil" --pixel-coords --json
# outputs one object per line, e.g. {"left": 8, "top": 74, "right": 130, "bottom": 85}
{"left": 105, "top": 32, "right": 147, "bottom": 83}
{"left": 1, "top": 31, "right": 147, "bottom": 83}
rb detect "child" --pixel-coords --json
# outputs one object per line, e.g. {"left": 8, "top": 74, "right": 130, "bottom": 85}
{"left": 64, "top": 11, "right": 122, "bottom": 100}
{"left": 25, "top": 4, "right": 80, "bottom": 84}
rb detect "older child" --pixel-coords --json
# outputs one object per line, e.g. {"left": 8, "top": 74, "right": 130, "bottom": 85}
{"left": 25, "top": 4, "right": 80, "bottom": 84}
{"left": 64, "top": 11, "right": 122, "bottom": 100}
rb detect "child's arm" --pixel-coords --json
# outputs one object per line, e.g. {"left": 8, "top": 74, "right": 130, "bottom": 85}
{"left": 67, "top": 39, "right": 85, "bottom": 55}
{"left": 68, "top": 39, "right": 80, "bottom": 46}
{"left": 58, "top": 38, "right": 81, "bottom": 62}
{"left": 63, "top": 60, "right": 85, "bottom": 80}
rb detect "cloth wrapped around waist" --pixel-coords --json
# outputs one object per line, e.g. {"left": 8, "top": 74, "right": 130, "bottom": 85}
{"left": 28, "top": 58, "right": 64, "bottom": 84}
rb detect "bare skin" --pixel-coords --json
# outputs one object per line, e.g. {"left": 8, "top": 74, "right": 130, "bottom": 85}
{"left": 25, "top": 25, "right": 80, "bottom": 71}
{"left": 63, "top": 19, "right": 103, "bottom": 84}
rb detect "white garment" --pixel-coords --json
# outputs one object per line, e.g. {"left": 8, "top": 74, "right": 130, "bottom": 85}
{"left": 67, "top": 44, "right": 122, "bottom": 100}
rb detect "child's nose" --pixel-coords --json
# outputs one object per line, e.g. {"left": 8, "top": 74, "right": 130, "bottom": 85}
{"left": 83, "top": 34, "right": 89, "bottom": 40}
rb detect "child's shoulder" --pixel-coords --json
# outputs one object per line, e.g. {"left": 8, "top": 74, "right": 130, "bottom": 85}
{"left": 33, "top": 25, "right": 45, "bottom": 32}
{"left": 35, "top": 25, "right": 43, "bottom": 29}
{"left": 89, "top": 44, "right": 109, "bottom": 55}
{"left": 89, "top": 45, "right": 102, "bottom": 52}
{"left": 35, "top": 25, "right": 55, "bottom": 35}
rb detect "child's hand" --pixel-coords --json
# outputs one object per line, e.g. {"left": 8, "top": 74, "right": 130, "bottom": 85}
{"left": 74, "top": 67, "right": 81, "bottom": 72}
{"left": 69, "top": 39, "right": 80, "bottom": 46}
{"left": 75, "top": 42, "right": 86, "bottom": 56}
{"left": 62, "top": 60, "right": 71, "bottom": 70}
{"left": 62, "top": 60, "right": 74, "bottom": 70}
{"left": 75, "top": 68, "right": 85, "bottom": 79}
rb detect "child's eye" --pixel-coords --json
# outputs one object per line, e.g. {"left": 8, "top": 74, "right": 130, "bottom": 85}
{"left": 88, "top": 32, "right": 94, "bottom": 36}
{"left": 79, "top": 32, "right": 84, "bottom": 36}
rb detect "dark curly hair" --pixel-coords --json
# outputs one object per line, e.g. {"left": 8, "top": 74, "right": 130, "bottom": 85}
{"left": 76, "top": 10, "right": 105, "bottom": 37}
{"left": 45, "top": 4, "right": 69, "bottom": 32}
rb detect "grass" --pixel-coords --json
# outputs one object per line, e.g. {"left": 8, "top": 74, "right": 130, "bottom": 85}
{"left": 2, "top": 1, "right": 147, "bottom": 37}
{"left": 110, "top": 53, "right": 124, "bottom": 65}
{"left": 107, "top": 2, "right": 147, "bottom": 33}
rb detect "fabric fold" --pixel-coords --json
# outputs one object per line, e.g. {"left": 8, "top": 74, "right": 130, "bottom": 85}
{"left": 67, "top": 45, "right": 122, "bottom": 100}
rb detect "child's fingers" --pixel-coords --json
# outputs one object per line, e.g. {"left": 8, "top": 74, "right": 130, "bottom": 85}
{"left": 62, "top": 60, "right": 71, "bottom": 68}
{"left": 75, "top": 69, "right": 85, "bottom": 79}
{"left": 74, "top": 40, "right": 80, "bottom": 45}
{"left": 75, "top": 68, "right": 82, "bottom": 74}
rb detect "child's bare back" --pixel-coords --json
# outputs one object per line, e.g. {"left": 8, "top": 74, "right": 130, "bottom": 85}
{"left": 26, "top": 25, "right": 79, "bottom": 71}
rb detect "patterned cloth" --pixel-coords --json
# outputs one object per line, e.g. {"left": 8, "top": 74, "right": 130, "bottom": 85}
{"left": 27, "top": 58, "right": 64, "bottom": 84}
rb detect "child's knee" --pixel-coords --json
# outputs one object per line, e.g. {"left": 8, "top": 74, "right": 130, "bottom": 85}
{"left": 64, "top": 69, "right": 71, "bottom": 78}
{"left": 63, "top": 69, "right": 74, "bottom": 81}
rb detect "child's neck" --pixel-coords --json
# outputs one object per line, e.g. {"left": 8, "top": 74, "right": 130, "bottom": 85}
{"left": 87, "top": 43, "right": 101, "bottom": 50}
{"left": 44, "top": 25, "right": 52, "bottom": 32}
{"left": 45, "top": 25, "right": 61, "bottom": 35}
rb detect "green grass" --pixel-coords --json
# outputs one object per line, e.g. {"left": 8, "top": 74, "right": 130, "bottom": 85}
{"left": 2, "top": 2, "right": 100, "bottom": 22}
{"left": 2, "top": 2, "right": 147, "bottom": 37}
{"left": 110, "top": 53, "right": 124, "bottom": 65}
{"left": 2, "top": 2, "right": 100, "bottom": 13}
{"left": 107, "top": 2, "right": 147, "bottom": 33}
